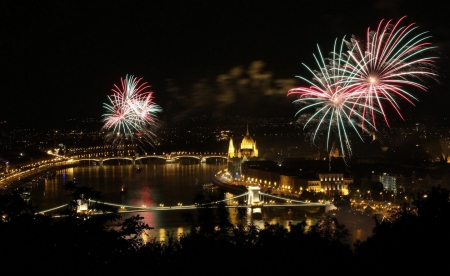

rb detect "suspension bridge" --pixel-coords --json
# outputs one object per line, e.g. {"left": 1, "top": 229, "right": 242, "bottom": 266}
{"left": 37, "top": 186, "right": 335, "bottom": 217}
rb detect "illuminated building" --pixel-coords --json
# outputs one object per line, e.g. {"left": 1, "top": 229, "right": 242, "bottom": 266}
{"left": 228, "top": 124, "right": 258, "bottom": 160}
{"left": 310, "top": 173, "right": 351, "bottom": 196}
{"left": 227, "top": 125, "right": 259, "bottom": 179}
{"left": 240, "top": 160, "right": 351, "bottom": 196}
{"left": 379, "top": 173, "right": 397, "bottom": 194}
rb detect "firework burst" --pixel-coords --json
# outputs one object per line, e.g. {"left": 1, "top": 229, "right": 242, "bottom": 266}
{"left": 288, "top": 40, "right": 377, "bottom": 157}
{"left": 102, "top": 75, "right": 162, "bottom": 148}
{"left": 339, "top": 16, "right": 438, "bottom": 128}
{"left": 288, "top": 17, "right": 438, "bottom": 158}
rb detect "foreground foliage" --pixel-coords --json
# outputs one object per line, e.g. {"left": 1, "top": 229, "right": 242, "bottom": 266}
{"left": 1, "top": 186, "right": 449, "bottom": 273}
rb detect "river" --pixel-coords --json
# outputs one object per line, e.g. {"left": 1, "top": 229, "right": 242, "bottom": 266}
{"left": 25, "top": 162, "right": 324, "bottom": 242}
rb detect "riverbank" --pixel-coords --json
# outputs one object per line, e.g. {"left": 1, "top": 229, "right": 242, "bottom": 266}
{"left": 0, "top": 162, "right": 78, "bottom": 191}
{"left": 213, "top": 178, "right": 247, "bottom": 194}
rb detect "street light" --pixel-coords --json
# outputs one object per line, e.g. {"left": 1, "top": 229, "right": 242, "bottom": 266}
{"left": 368, "top": 190, "right": 371, "bottom": 200}
{"left": 391, "top": 194, "right": 396, "bottom": 204}
{"left": 380, "top": 192, "right": 383, "bottom": 202}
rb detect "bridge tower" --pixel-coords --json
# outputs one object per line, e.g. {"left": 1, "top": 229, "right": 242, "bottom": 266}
{"left": 247, "top": 186, "right": 262, "bottom": 218}
{"left": 247, "top": 186, "right": 261, "bottom": 206}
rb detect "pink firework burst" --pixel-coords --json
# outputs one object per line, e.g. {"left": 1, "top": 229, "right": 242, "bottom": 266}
{"left": 102, "top": 75, "right": 162, "bottom": 147}
{"left": 340, "top": 16, "right": 438, "bottom": 128}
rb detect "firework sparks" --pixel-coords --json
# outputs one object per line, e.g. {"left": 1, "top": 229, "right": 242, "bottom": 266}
{"left": 102, "top": 75, "right": 162, "bottom": 148}
{"left": 289, "top": 17, "right": 438, "bottom": 158}
{"left": 340, "top": 16, "right": 438, "bottom": 128}
{"left": 288, "top": 40, "right": 377, "bottom": 158}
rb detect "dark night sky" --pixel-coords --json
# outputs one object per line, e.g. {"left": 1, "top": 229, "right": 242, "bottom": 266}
{"left": 2, "top": 0, "right": 450, "bottom": 126}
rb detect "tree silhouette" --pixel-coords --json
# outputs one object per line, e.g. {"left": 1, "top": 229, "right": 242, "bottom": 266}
{"left": 354, "top": 186, "right": 450, "bottom": 272}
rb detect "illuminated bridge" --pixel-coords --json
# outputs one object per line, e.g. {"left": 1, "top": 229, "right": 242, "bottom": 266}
{"left": 37, "top": 186, "right": 333, "bottom": 217}
{"left": 71, "top": 153, "right": 228, "bottom": 165}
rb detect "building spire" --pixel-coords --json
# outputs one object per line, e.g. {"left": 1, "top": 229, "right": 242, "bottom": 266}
{"left": 228, "top": 137, "right": 235, "bottom": 159}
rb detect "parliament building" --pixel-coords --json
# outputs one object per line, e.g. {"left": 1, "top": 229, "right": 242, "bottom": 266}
{"left": 227, "top": 125, "right": 259, "bottom": 179}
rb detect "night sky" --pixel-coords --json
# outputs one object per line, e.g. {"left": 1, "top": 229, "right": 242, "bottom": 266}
{"left": 2, "top": 1, "right": 450, "bottom": 126}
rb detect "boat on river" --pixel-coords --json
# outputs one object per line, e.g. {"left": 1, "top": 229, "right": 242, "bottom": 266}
{"left": 120, "top": 187, "right": 127, "bottom": 194}
{"left": 18, "top": 186, "right": 32, "bottom": 201}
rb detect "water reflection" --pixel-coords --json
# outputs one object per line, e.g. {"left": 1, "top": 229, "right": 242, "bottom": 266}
{"left": 30, "top": 163, "right": 326, "bottom": 242}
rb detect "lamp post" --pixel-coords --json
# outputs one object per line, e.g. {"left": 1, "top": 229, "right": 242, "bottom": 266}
{"left": 380, "top": 192, "right": 383, "bottom": 202}
{"left": 391, "top": 194, "right": 396, "bottom": 204}
{"left": 368, "top": 190, "right": 371, "bottom": 200}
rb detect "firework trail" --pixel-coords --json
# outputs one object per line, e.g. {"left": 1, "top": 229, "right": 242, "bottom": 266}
{"left": 102, "top": 75, "right": 162, "bottom": 148}
{"left": 288, "top": 17, "right": 438, "bottom": 158}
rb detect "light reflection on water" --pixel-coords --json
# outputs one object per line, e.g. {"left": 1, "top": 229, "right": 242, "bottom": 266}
{"left": 30, "top": 163, "right": 323, "bottom": 242}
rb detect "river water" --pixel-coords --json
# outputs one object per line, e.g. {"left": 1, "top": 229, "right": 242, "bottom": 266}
{"left": 28, "top": 162, "right": 322, "bottom": 242}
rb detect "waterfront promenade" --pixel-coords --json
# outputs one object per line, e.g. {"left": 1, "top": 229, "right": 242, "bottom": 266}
{"left": 0, "top": 155, "right": 77, "bottom": 188}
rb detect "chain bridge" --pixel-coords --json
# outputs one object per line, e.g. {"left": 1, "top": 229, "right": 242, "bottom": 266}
{"left": 37, "top": 186, "right": 334, "bottom": 218}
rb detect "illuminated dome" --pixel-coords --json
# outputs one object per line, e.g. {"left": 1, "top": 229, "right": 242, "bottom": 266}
{"left": 228, "top": 124, "right": 258, "bottom": 159}
{"left": 241, "top": 135, "right": 255, "bottom": 149}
